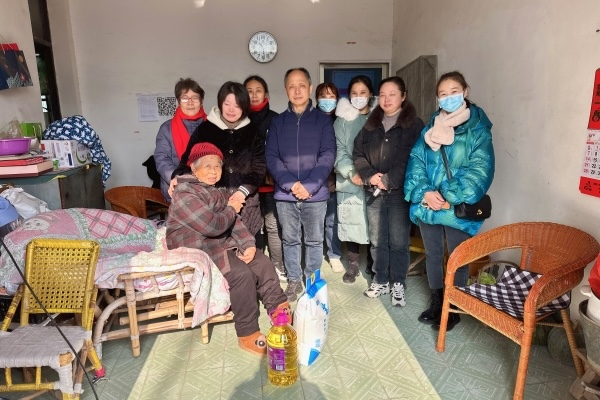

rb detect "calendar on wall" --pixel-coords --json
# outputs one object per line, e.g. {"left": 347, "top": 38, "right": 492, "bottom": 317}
{"left": 579, "top": 68, "right": 600, "bottom": 198}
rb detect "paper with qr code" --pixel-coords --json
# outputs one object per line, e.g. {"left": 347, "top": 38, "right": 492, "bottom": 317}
{"left": 136, "top": 93, "right": 177, "bottom": 122}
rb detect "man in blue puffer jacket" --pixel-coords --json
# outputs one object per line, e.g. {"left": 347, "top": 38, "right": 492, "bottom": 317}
{"left": 265, "top": 67, "right": 336, "bottom": 301}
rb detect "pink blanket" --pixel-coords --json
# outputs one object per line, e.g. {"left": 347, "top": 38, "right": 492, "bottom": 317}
{"left": 0, "top": 208, "right": 230, "bottom": 327}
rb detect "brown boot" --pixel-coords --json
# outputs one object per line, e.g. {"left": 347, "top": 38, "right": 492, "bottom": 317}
{"left": 238, "top": 331, "right": 267, "bottom": 356}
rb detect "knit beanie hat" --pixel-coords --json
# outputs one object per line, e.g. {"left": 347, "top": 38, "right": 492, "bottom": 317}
{"left": 187, "top": 142, "right": 224, "bottom": 166}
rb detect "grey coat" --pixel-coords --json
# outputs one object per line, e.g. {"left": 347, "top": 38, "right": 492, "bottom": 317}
{"left": 154, "top": 117, "right": 203, "bottom": 201}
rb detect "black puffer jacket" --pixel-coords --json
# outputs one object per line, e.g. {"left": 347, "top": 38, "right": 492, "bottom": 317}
{"left": 172, "top": 107, "right": 266, "bottom": 235}
{"left": 352, "top": 101, "right": 424, "bottom": 197}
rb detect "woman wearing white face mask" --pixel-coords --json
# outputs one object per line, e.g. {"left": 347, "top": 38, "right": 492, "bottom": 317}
{"left": 404, "top": 71, "right": 495, "bottom": 332}
{"left": 334, "top": 75, "right": 375, "bottom": 283}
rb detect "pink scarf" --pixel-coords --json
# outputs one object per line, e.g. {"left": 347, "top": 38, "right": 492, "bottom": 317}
{"left": 424, "top": 102, "right": 470, "bottom": 151}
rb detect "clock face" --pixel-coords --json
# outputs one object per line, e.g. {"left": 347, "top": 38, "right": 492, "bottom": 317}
{"left": 248, "top": 31, "right": 277, "bottom": 63}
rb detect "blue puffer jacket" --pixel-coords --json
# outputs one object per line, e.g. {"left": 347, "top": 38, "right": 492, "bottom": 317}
{"left": 404, "top": 103, "right": 495, "bottom": 236}
{"left": 265, "top": 100, "right": 336, "bottom": 202}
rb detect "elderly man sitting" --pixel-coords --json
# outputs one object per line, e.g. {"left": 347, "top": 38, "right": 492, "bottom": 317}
{"left": 166, "top": 142, "right": 288, "bottom": 355}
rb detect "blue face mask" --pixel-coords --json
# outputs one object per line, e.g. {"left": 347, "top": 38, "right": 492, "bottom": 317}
{"left": 438, "top": 92, "right": 464, "bottom": 113}
{"left": 318, "top": 98, "right": 337, "bottom": 113}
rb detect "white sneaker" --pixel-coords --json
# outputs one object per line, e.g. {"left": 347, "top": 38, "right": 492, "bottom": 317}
{"left": 364, "top": 282, "right": 390, "bottom": 298}
{"left": 330, "top": 258, "right": 344, "bottom": 273}
{"left": 275, "top": 265, "right": 288, "bottom": 282}
{"left": 391, "top": 282, "right": 406, "bottom": 307}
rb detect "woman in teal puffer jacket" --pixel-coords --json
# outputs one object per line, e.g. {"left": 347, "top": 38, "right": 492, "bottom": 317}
{"left": 404, "top": 71, "right": 495, "bottom": 332}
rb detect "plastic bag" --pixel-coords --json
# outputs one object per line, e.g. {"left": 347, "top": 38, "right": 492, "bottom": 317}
{"left": 0, "top": 188, "right": 51, "bottom": 219}
{"left": 292, "top": 269, "right": 329, "bottom": 366}
{"left": 0, "top": 118, "right": 23, "bottom": 139}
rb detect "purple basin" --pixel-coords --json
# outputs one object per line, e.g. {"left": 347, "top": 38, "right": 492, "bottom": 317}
{"left": 0, "top": 138, "right": 31, "bottom": 156}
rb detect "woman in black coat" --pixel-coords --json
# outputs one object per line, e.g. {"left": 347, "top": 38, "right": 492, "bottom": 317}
{"left": 243, "top": 75, "right": 285, "bottom": 281}
{"left": 171, "top": 81, "right": 266, "bottom": 235}
{"left": 353, "top": 76, "right": 424, "bottom": 307}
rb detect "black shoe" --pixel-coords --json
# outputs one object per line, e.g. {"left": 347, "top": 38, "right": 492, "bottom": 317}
{"left": 432, "top": 312, "right": 461, "bottom": 332}
{"left": 418, "top": 288, "right": 443, "bottom": 324}
{"left": 342, "top": 262, "right": 360, "bottom": 284}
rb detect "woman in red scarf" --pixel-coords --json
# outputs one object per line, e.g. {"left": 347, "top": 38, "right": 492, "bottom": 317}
{"left": 243, "top": 75, "right": 286, "bottom": 282}
{"left": 154, "top": 78, "right": 207, "bottom": 201}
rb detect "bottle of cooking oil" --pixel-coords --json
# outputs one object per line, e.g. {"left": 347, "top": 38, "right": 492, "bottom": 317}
{"left": 267, "top": 311, "right": 298, "bottom": 386}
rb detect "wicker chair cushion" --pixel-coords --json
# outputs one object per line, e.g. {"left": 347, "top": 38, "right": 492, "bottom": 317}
{"left": 458, "top": 266, "right": 571, "bottom": 319}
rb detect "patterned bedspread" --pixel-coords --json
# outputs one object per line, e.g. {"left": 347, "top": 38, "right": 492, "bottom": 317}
{"left": 0, "top": 208, "right": 230, "bottom": 327}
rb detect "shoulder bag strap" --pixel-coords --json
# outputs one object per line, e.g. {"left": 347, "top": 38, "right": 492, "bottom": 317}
{"left": 440, "top": 146, "right": 453, "bottom": 180}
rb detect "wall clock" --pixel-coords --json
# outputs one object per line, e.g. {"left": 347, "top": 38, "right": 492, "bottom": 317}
{"left": 248, "top": 31, "right": 277, "bottom": 63}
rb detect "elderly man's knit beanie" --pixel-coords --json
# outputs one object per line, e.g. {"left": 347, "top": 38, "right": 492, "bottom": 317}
{"left": 187, "top": 142, "right": 224, "bottom": 166}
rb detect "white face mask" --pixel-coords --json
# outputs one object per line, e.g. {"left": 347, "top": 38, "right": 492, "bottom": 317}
{"left": 350, "top": 96, "right": 369, "bottom": 110}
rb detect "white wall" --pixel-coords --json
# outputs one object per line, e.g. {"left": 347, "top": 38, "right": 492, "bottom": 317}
{"left": 392, "top": 0, "right": 600, "bottom": 314}
{"left": 0, "top": 0, "right": 43, "bottom": 129}
{"left": 59, "top": 0, "right": 393, "bottom": 188}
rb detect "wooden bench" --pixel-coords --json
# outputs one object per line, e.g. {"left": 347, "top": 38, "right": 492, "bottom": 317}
{"left": 93, "top": 267, "right": 233, "bottom": 358}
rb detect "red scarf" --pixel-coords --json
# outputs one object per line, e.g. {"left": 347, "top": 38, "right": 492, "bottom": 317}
{"left": 171, "top": 106, "right": 207, "bottom": 159}
{"left": 249, "top": 98, "right": 269, "bottom": 113}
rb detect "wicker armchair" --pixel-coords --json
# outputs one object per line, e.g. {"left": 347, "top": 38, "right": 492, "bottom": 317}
{"left": 436, "top": 222, "right": 600, "bottom": 400}
{"left": 104, "top": 186, "right": 169, "bottom": 219}
{"left": 0, "top": 239, "right": 105, "bottom": 400}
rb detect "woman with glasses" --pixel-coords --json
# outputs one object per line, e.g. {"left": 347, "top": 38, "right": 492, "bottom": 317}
{"left": 154, "top": 78, "right": 207, "bottom": 201}
{"left": 171, "top": 81, "right": 266, "bottom": 237}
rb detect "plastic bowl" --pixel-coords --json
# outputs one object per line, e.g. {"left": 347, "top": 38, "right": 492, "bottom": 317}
{"left": 0, "top": 138, "right": 31, "bottom": 156}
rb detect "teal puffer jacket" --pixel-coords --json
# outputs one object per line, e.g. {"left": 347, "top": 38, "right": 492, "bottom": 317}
{"left": 404, "top": 103, "right": 494, "bottom": 236}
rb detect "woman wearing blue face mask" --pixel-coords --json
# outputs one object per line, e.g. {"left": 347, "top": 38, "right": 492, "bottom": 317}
{"left": 315, "top": 83, "right": 344, "bottom": 273}
{"left": 404, "top": 71, "right": 495, "bottom": 332}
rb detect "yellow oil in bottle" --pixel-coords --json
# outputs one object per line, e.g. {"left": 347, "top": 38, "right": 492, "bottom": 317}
{"left": 267, "top": 312, "right": 299, "bottom": 386}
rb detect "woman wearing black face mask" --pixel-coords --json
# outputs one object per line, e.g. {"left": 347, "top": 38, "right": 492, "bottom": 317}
{"left": 404, "top": 71, "right": 495, "bottom": 332}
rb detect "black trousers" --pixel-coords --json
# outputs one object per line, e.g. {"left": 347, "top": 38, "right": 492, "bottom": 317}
{"left": 223, "top": 250, "right": 287, "bottom": 337}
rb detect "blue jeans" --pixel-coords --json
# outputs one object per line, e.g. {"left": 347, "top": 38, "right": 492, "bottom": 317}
{"left": 324, "top": 193, "right": 341, "bottom": 260}
{"left": 418, "top": 221, "right": 472, "bottom": 290}
{"left": 276, "top": 200, "right": 327, "bottom": 282}
{"left": 366, "top": 193, "right": 411, "bottom": 286}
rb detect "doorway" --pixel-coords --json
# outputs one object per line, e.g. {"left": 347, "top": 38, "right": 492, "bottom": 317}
{"left": 319, "top": 63, "right": 389, "bottom": 98}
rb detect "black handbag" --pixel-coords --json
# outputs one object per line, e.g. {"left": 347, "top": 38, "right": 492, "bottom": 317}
{"left": 440, "top": 147, "right": 491, "bottom": 220}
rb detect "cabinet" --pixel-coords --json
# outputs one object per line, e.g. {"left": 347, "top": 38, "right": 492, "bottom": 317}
{"left": 0, "top": 164, "right": 105, "bottom": 210}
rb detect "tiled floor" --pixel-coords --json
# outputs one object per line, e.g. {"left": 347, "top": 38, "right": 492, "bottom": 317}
{"left": 2, "top": 258, "right": 579, "bottom": 399}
